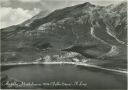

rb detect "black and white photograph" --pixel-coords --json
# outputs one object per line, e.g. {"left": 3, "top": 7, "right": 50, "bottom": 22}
{"left": 0, "top": 0, "right": 127, "bottom": 89}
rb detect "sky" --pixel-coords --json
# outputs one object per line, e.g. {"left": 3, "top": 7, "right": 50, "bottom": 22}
{"left": 0, "top": 0, "right": 125, "bottom": 29}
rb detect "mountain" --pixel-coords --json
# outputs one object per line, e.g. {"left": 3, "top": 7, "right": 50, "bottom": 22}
{"left": 1, "top": 2, "right": 127, "bottom": 70}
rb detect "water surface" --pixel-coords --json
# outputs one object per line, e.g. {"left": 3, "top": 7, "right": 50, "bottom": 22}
{"left": 2, "top": 64, "right": 127, "bottom": 89}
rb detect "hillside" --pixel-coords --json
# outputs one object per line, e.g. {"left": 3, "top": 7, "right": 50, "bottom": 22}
{"left": 1, "top": 2, "right": 127, "bottom": 70}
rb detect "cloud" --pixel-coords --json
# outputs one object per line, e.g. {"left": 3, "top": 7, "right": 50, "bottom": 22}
{"left": 0, "top": 0, "right": 41, "bottom": 2}
{"left": 0, "top": 0, "right": 9, "bottom": 2}
{"left": 18, "top": 0, "right": 41, "bottom": 2}
{"left": 0, "top": 7, "right": 40, "bottom": 28}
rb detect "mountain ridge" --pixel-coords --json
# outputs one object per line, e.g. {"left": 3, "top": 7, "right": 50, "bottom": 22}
{"left": 1, "top": 1, "right": 127, "bottom": 70}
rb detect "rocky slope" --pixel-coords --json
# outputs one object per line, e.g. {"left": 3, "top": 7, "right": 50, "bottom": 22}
{"left": 1, "top": 2, "right": 127, "bottom": 70}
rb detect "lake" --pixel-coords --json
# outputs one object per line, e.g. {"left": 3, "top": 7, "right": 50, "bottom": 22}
{"left": 1, "top": 64, "right": 127, "bottom": 89}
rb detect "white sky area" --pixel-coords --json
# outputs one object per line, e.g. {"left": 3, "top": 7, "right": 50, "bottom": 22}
{"left": 0, "top": 0, "right": 126, "bottom": 29}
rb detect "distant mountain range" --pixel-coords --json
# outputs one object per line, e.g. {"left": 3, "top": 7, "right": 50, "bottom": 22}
{"left": 1, "top": 1, "right": 127, "bottom": 69}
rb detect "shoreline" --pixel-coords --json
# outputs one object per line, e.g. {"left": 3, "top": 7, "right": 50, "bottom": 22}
{"left": 1, "top": 62, "right": 127, "bottom": 74}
